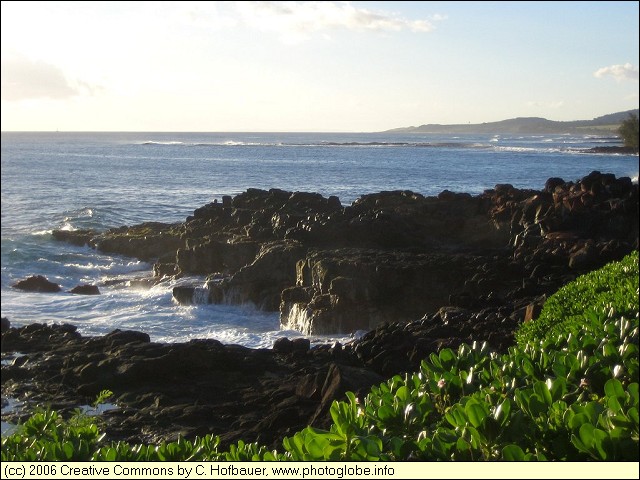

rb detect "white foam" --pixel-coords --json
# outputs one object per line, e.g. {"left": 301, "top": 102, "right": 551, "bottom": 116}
{"left": 65, "top": 260, "right": 148, "bottom": 275}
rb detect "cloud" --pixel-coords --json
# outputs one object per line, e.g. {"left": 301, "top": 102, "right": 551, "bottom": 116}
{"left": 593, "top": 63, "right": 639, "bottom": 82}
{"left": 233, "top": 1, "right": 440, "bottom": 42}
{"left": 1, "top": 56, "right": 79, "bottom": 101}
{"left": 1, "top": 55, "right": 103, "bottom": 101}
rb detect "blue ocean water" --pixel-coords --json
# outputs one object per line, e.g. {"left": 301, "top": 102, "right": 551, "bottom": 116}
{"left": 1, "top": 131, "right": 638, "bottom": 347}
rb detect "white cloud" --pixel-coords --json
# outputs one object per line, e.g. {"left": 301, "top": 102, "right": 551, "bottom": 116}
{"left": 233, "top": 1, "right": 439, "bottom": 42}
{"left": 593, "top": 63, "right": 639, "bottom": 82}
{"left": 1, "top": 56, "right": 77, "bottom": 101}
{"left": 1, "top": 54, "right": 101, "bottom": 101}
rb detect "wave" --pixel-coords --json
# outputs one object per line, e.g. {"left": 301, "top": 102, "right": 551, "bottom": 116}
{"left": 32, "top": 229, "right": 54, "bottom": 236}
{"left": 138, "top": 140, "right": 499, "bottom": 149}
{"left": 135, "top": 137, "right": 620, "bottom": 152}
{"left": 141, "top": 140, "right": 267, "bottom": 147}
{"left": 63, "top": 260, "right": 148, "bottom": 275}
{"left": 493, "top": 146, "right": 563, "bottom": 153}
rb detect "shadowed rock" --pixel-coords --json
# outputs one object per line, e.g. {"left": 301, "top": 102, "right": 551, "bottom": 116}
{"left": 52, "top": 173, "right": 638, "bottom": 335}
{"left": 69, "top": 284, "right": 101, "bottom": 295}
{"left": 11, "top": 275, "right": 61, "bottom": 293}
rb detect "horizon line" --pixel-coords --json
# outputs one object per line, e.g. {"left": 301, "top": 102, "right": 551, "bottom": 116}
{"left": 2, "top": 108, "right": 637, "bottom": 135}
{"left": 3, "top": 108, "right": 637, "bottom": 135}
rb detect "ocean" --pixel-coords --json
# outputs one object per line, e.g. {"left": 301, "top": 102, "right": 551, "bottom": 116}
{"left": 1, "top": 131, "right": 638, "bottom": 348}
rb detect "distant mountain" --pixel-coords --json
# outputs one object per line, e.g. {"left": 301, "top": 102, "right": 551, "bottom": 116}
{"left": 384, "top": 109, "right": 639, "bottom": 135}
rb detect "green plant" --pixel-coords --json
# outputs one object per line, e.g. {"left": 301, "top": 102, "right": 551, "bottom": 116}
{"left": 516, "top": 250, "right": 638, "bottom": 347}
{"left": 618, "top": 113, "right": 639, "bottom": 150}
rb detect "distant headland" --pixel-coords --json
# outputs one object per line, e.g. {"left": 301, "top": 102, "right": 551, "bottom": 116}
{"left": 384, "top": 109, "right": 639, "bottom": 135}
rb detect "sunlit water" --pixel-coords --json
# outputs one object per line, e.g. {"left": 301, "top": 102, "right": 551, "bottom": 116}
{"left": 2, "top": 132, "right": 638, "bottom": 347}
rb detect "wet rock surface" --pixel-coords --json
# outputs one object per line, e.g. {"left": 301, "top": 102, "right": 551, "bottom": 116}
{"left": 11, "top": 275, "right": 61, "bottom": 293}
{"left": 48, "top": 171, "right": 639, "bottom": 335}
{"left": 4, "top": 172, "right": 638, "bottom": 447}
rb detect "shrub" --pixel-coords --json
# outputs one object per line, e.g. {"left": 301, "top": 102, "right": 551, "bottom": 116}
{"left": 515, "top": 250, "right": 638, "bottom": 347}
{"left": 618, "top": 113, "right": 639, "bottom": 150}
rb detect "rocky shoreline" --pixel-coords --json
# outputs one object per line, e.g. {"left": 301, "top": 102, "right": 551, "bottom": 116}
{"left": 584, "top": 145, "right": 639, "bottom": 155}
{"left": 2, "top": 171, "right": 638, "bottom": 448}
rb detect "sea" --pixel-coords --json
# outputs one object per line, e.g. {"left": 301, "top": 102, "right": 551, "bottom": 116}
{"left": 1, "top": 131, "right": 638, "bottom": 349}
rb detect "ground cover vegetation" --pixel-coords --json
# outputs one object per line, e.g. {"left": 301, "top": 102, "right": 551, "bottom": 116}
{"left": 2, "top": 251, "right": 638, "bottom": 461}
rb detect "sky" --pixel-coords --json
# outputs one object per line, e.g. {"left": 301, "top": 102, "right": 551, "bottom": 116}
{"left": 1, "top": 1, "right": 638, "bottom": 132}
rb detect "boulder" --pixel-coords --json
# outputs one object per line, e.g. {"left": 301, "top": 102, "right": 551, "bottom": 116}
{"left": 69, "top": 284, "right": 100, "bottom": 295}
{"left": 11, "top": 275, "right": 61, "bottom": 293}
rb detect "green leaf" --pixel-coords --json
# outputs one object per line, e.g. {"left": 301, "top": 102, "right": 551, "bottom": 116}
{"left": 304, "top": 435, "right": 325, "bottom": 459}
{"left": 439, "top": 348, "right": 457, "bottom": 368}
{"left": 465, "top": 402, "right": 487, "bottom": 429}
{"left": 527, "top": 394, "right": 548, "bottom": 417}
{"left": 552, "top": 355, "right": 569, "bottom": 378}
{"left": 534, "top": 380, "right": 553, "bottom": 406}
{"left": 396, "top": 385, "right": 409, "bottom": 402}
{"left": 548, "top": 377, "right": 568, "bottom": 402}
{"left": 456, "top": 437, "right": 471, "bottom": 452}
{"left": 360, "top": 437, "right": 382, "bottom": 459}
{"left": 323, "top": 443, "right": 343, "bottom": 461}
{"left": 521, "top": 357, "right": 536, "bottom": 377}
{"left": 607, "top": 396, "right": 622, "bottom": 414}
{"left": 429, "top": 353, "right": 443, "bottom": 370}
{"left": 578, "top": 424, "right": 609, "bottom": 460}
{"left": 604, "top": 379, "right": 625, "bottom": 400}
{"left": 502, "top": 444, "right": 525, "bottom": 461}
{"left": 494, "top": 398, "right": 511, "bottom": 427}
{"left": 627, "top": 407, "right": 639, "bottom": 426}
{"left": 377, "top": 405, "right": 395, "bottom": 422}
{"left": 61, "top": 442, "right": 74, "bottom": 460}
{"left": 628, "top": 383, "right": 639, "bottom": 404}
{"left": 602, "top": 342, "right": 618, "bottom": 358}
{"left": 445, "top": 407, "right": 466, "bottom": 428}
{"left": 584, "top": 401, "right": 604, "bottom": 424}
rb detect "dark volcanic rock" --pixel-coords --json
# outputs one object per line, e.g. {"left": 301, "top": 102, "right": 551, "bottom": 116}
{"left": 280, "top": 249, "right": 519, "bottom": 334}
{"left": 585, "top": 146, "right": 639, "bottom": 155}
{"left": 11, "top": 275, "right": 61, "bottom": 293}
{"left": 0, "top": 323, "right": 367, "bottom": 448}
{"left": 172, "top": 286, "right": 197, "bottom": 305}
{"left": 69, "top": 284, "right": 101, "bottom": 295}
{"left": 50, "top": 173, "right": 639, "bottom": 335}
{"left": 51, "top": 229, "right": 98, "bottom": 246}
{"left": 205, "top": 240, "right": 307, "bottom": 310}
